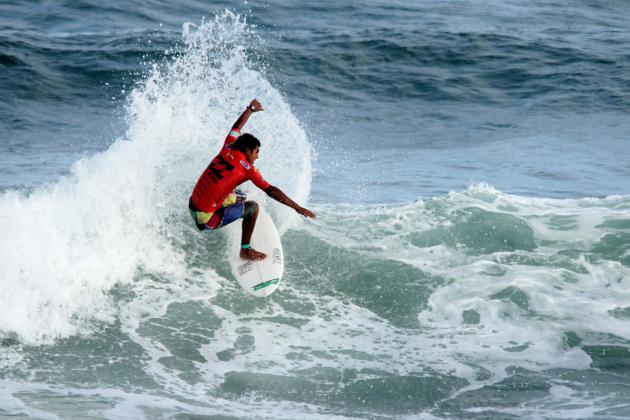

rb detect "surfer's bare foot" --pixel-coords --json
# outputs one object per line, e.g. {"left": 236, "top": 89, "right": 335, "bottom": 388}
{"left": 240, "top": 248, "right": 267, "bottom": 261}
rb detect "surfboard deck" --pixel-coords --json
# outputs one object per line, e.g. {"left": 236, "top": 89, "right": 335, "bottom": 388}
{"left": 228, "top": 206, "right": 284, "bottom": 297}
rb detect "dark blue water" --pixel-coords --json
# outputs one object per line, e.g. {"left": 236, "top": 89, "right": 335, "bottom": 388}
{"left": 2, "top": 1, "right": 630, "bottom": 418}
{"left": 3, "top": 1, "right": 630, "bottom": 198}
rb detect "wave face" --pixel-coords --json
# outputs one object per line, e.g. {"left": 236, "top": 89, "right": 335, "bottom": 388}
{"left": 1, "top": 3, "right": 630, "bottom": 420}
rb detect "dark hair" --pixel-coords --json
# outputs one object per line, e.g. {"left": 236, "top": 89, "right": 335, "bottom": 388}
{"left": 232, "top": 133, "right": 260, "bottom": 153}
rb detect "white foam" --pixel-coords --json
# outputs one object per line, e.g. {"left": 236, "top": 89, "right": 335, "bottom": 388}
{"left": 294, "top": 184, "right": 630, "bottom": 389}
{"left": 0, "top": 11, "right": 312, "bottom": 345}
{"left": 0, "top": 378, "right": 351, "bottom": 419}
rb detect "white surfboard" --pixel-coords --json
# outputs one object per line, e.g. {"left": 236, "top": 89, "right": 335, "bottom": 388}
{"left": 228, "top": 206, "right": 284, "bottom": 297}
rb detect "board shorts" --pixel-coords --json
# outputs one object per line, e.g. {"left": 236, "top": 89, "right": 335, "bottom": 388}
{"left": 189, "top": 191, "right": 255, "bottom": 231}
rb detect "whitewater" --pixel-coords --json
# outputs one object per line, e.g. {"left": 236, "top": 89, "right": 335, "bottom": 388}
{"left": 1, "top": 5, "right": 630, "bottom": 419}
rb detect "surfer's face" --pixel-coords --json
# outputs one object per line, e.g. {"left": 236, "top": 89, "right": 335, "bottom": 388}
{"left": 245, "top": 146, "right": 260, "bottom": 164}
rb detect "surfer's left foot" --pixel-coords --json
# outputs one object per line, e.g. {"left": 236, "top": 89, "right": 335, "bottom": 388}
{"left": 240, "top": 248, "right": 267, "bottom": 261}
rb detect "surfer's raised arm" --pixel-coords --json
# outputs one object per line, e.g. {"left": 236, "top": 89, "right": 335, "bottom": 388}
{"left": 265, "top": 185, "right": 316, "bottom": 219}
{"left": 232, "top": 99, "right": 264, "bottom": 131}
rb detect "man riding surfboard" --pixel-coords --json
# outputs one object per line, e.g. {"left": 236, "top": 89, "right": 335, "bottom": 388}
{"left": 189, "top": 99, "right": 316, "bottom": 261}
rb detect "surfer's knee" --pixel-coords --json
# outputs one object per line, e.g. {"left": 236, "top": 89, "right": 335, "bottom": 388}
{"left": 243, "top": 200, "right": 259, "bottom": 218}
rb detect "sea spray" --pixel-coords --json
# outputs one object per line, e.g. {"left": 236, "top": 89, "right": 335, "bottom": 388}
{"left": 0, "top": 11, "right": 312, "bottom": 345}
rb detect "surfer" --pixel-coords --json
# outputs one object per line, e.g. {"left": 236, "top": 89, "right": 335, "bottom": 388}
{"left": 189, "top": 99, "right": 316, "bottom": 261}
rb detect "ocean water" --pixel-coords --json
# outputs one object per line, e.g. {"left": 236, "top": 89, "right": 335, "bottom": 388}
{"left": 1, "top": 1, "right": 630, "bottom": 418}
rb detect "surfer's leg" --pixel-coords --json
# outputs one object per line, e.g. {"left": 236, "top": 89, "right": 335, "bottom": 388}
{"left": 240, "top": 201, "right": 266, "bottom": 261}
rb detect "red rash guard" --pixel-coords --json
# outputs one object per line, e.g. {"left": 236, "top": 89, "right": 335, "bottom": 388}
{"left": 190, "top": 128, "right": 270, "bottom": 212}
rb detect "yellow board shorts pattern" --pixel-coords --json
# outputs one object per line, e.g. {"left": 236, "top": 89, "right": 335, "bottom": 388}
{"left": 189, "top": 192, "right": 243, "bottom": 230}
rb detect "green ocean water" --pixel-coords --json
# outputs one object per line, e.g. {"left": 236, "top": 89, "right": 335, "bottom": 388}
{"left": 2, "top": 186, "right": 630, "bottom": 418}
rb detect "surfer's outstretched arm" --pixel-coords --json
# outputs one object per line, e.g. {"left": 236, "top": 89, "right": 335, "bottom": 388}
{"left": 265, "top": 185, "right": 316, "bottom": 219}
{"left": 232, "top": 99, "right": 264, "bottom": 130}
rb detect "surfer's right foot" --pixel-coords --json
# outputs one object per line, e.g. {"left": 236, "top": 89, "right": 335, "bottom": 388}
{"left": 240, "top": 248, "right": 267, "bottom": 261}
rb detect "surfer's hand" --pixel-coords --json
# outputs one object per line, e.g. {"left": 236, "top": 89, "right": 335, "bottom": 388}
{"left": 297, "top": 206, "right": 316, "bottom": 219}
{"left": 249, "top": 99, "right": 263, "bottom": 112}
